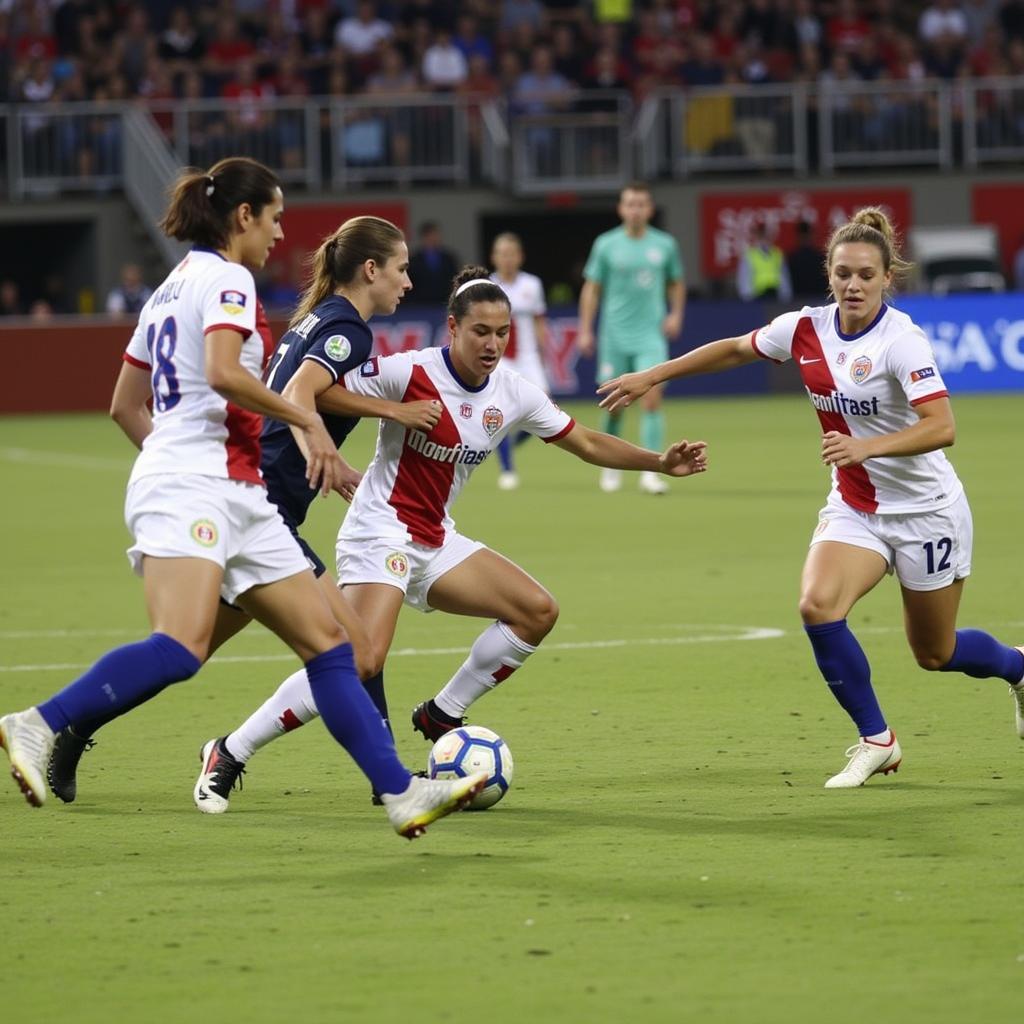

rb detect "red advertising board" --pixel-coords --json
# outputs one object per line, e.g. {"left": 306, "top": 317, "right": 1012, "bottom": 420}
{"left": 699, "top": 188, "right": 912, "bottom": 279}
{"left": 971, "top": 183, "right": 1024, "bottom": 280}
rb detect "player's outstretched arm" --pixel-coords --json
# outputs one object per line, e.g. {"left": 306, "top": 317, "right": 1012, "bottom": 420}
{"left": 597, "top": 332, "right": 759, "bottom": 412}
{"left": 553, "top": 423, "right": 708, "bottom": 478}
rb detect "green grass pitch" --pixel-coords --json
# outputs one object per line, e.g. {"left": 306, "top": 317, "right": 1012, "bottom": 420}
{"left": 1, "top": 394, "right": 1021, "bottom": 1023}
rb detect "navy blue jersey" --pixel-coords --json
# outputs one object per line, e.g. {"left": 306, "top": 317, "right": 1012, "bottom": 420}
{"left": 260, "top": 294, "right": 374, "bottom": 526}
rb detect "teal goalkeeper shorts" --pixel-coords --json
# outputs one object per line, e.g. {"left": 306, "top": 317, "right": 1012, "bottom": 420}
{"left": 596, "top": 336, "right": 669, "bottom": 384}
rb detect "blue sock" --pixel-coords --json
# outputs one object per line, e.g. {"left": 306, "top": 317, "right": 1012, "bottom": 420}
{"left": 514, "top": 430, "right": 532, "bottom": 447}
{"left": 305, "top": 644, "right": 411, "bottom": 796}
{"left": 940, "top": 629, "right": 1024, "bottom": 683}
{"left": 497, "top": 436, "right": 513, "bottom": 472}
{"left": 804, "top": 620, "right": 887, "bottom": 736}
{"left": 37, "top": 633, "right": 201, "bottom": 733}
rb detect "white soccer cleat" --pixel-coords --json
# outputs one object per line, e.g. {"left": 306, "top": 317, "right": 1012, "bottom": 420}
{"left": 497, "top": 471, "right": 520, "bottom": 491}
{"left": 193, "top": 737, "right": 246, "bottom": 814}
{"left": 1010, "top": 648, "right": 1024, "bottom": 738}
{"left": 381, "top": 771, "right": 488, "bottom": 840}
{"left": 0, "top": 708, "right": 56, "bottom": 807}
{"left": 599, "top": 468, "right": 622, "bottom": 493}
{"left": 824, "top": 732, "right": 902, "bottom": 789}
{"left": 638, "top": 471, "right": 669, "bottom": 495}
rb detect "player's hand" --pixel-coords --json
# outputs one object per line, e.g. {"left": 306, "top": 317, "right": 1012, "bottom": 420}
{"left": 393, "top": 399, "right": 442, "bottom": 432}
{"left": 662, "top": 312, "right": 683, "bottom": 341}
{"left": 597, "top": 370, "right": 654, "bottom": 412}
{"left": 331, "top": 459, "right": 363, "bottom": 503}
{"left": 301, "top": 415, "right": 344, "bottom": 497}
{"left": 659, "top": 439, "right": 708, "bottom": 478}
{"left": 576, "top": 327, "right": 595, "bottom": 357}
{"left": 821, "top": 431, "right": 871, "bottom": 468}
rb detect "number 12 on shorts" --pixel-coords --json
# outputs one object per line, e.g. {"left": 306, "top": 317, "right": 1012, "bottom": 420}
{"left": 923, "top": 537, "right": 952, "bottom": 574}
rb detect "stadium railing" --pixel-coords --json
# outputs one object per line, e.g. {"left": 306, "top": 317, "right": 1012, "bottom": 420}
{"left": 4, "top": 79, "right": 1024, "bottom": 201}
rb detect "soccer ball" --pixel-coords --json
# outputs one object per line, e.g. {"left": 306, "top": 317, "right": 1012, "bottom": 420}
{"left": 427, "top": 725, "right": 514, "bottom": 810}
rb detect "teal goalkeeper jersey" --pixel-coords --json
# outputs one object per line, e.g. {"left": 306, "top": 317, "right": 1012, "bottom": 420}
{"left": 583, "top": 225, "right": 684, "bottom": 351}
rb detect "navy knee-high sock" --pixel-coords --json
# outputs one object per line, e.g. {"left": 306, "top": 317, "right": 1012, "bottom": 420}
{"left": 305, "top": 644, "right": 410, "bottom": 796}
{"left": 37, "top": 633, "right": 201, "bottom": 733}
{"left": 497, "top": 435, "right": 513, "bottom": 472}
{"left": 940, "top": 629, "right": 1024, "bottom": 682}
{"left": 804, "top": 619, "right": 887, "bottom": 736}
{"left": 362, "top": 670, "right": 393, "bottom": 738}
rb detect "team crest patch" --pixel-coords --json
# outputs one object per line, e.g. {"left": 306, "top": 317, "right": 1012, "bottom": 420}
{"left": 324, "top": 335, "right": 351, "bottom": 361}
{"left": 220, "top": 290, "right": 247, "bottom": 315}
{"left": 384, "top": 551, "right": 409, "bottom": 578}
{"left": 360, "top": 358, "right": 379, "bottom": 377}
{"left": 190, "top": 519, "right": 218, "bottom": 547}
{"left": 459, "top": 402, "right": 473, "bottom": 419}
{"left": 482, "top": 406, "right": 504, "bottom": 436}
{"left": 910, "top": 366, "right": 936, "bottom": 382}
{"left": 836, "top": 351, "right": 847, "bottom": 366}
{"left": 850, "top": 356, "right": 872, "bottom": 383}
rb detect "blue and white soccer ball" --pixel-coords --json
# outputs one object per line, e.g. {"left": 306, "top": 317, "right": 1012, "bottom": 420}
{"left": 428, "top": 725, "right": 514, "bottom": 810}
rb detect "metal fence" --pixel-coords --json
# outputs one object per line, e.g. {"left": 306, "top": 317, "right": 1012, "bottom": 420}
{"left": 4, "top": 80, "right": 1024, "bottom": 201}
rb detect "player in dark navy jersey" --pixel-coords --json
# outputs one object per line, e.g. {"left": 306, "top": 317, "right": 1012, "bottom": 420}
{"left": 46, "top": 215, "right": 444, "bottom": 813}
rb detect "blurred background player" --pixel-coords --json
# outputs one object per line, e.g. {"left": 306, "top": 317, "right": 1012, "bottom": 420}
{"left": 191, "top": 266, "right": 708, "bottom": 809}
{"left": 489, "top": 231, "right": 551, "bottom": 490}
{"left": 577, "top": 182, "right": 686, "bottom": 495}
{"left": 736, "top": 222, "right": 793, "bottom": 303}
{"left": 0, "top": 159, "right": 484, "bottom": 837}
{"left": 600, "top": 207, "right": 1024, "bottom": 788}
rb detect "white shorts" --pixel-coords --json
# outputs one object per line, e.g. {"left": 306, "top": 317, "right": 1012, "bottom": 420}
{"left": 336, "top": 531, "right": 484, "bottom": 612}
{"left": 809, "top": 491, "right": 973, "bottom": 592}
{"left": 125, "top": 474, "right": 310, "bottom": 604}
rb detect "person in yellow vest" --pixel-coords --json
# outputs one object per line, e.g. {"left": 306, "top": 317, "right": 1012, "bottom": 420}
{"left": 737, "top": 223, "right": 792, "bottom": 302}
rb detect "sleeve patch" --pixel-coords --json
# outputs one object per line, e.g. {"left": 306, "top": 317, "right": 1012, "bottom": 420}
{"left": 360, "top": 357, "right": 380, "bottom": 377}
{"left": 910, "top": 366, "right": 935, "bottom": 382}
{"left": 324, "top": 335, "right": 351, "bottom": 361}
{"left": 220, "top": 290, "right": 248, "bottom": 314}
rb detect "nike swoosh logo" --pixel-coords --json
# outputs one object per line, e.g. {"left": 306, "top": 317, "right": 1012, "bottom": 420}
{"left": 799, "top": 356, "right": 821, "bottom": 365}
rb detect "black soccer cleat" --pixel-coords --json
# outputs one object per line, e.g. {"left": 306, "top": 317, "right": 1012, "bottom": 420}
{"left": 193, "top": 737, "right": 246, "bottom": 814}
{"left": 47, "top": 727, "right": 96, "bottom": 803}
{"left": 411, "top": 700, "right": 465, "bottom": 743}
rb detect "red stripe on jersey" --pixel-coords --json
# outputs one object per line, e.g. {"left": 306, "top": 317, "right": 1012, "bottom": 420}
{"left": 541, "top": 417, "right": 575, "bottom": 443}
{"left": 388, "top": 366, "right": 461, "bottom": 547}
{"left": 505, "top": 317, "right": 517, "bottom": 360}
{"left": 224, "top": 402, "right": 264, "bottom": 484}
{"left": 123, "top": 353, "right": 150, "bottom": 370}
{"left": 750, "top": 329, "right": 781, "bottom": 363}
{"left": 204, "top": 323, "right": 253, "bottom": 340}
{"left": 792, "top": 316, "right": 878, "bottom": 513}
{"left": 910, "top": 390, "right": 948, "bottom": 407}
{"left": 255, "top": 299, "right": 275, "bottom": 371}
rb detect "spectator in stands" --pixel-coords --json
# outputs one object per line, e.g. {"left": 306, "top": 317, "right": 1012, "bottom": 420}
{"left": 204, "top": 11, "right": 255, "bottom": 83}
{"left": 787, "top": 220, "right": 828, "bottom": 299}
{"left": 422, "top": 27, "right": 469, "bottom": 90}
{"left": 1000, "top": 0, "right": 1024, "bottom": 39}
{"left": 453, "top": 14, "right": 494, "bottom": 69}
{"left": 827, "top": 0, "right": 873, "bottom": 53}
{"left": 118, "top": 7, "right": 152, "bottom": 92}
{"left": 963, "top": 0, "right": 1003, "bottom": 45}
{"left": 335, "top": 1, "right": 394, "bottom": 59}
{"left": 852, "top": 31, "right": 888, "bottom": 80}
{"left": 584, "top": 45, "right": 632, "bottom": 94}
{"left": 106, "top": 263, "right": 152, "bottom": 317}
{"left": 408, "top": 221, "right": 459, "bottom": 305}
{"left": 13, "top": 5, "right": 57, "bottom": 63}
{"left": 512, "top": 45, "right": 572, "bottom": 115}
{"left": 0, "top": 279, "right": 24, "bottom": 317}
{"left": 681, "top": 33, "right": 726, "bottom": 86}
{"left": 29, "top": 300, "right": 55, "bottom": 322}
{"left": 499, "top": 0, "right": 546, "bottom": 35}
{"left": 551, "top": 22, "right": 585, "bottom": 84}
{"left": 919, "top": 0, "right": 970, "bottom": 46}
{"left": 366, "top": 46, "right": 419, "bottom": 171}
{"left": 736, "top": 223, "right": 792, "bottom": 302}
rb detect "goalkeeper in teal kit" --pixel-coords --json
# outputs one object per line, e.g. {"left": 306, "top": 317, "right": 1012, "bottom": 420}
{"left": 577, "top": 182, "right": 686, "bottom": 494}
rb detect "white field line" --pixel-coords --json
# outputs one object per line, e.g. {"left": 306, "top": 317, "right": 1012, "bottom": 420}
{"left": 0, "top": 447, "right": 128, "bottom": 472}
{"left": 0, "top": 625, "right": 785, "bottom": 674}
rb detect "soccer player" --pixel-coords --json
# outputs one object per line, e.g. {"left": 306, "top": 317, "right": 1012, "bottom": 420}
{"left": 194, "top": 265, "right": 708, "bottom": 809}
{"left": 599, "top": 207, "right": 1024, "bottom": 788}
{"left": 0, "top": 159, "right": 485, "bottom": 837}
{"left": 489, "top": 231, "right": 550, "bottom": 490}
{"left": 47, "top": 213, "right": 447, "bottom": 814}
{"left": 577, "top": 181, "right": 686, "bottom": 495}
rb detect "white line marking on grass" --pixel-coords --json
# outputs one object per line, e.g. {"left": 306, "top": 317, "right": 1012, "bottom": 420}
{"left": 0, "top": 447, "right": 128, "bottom": 472}
{"left": 0, "top": 625, "right": 784, "bottom": 673}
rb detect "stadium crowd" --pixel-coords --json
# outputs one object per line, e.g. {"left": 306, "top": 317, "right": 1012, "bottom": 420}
{"left": 3, "top": 0, "right": 1024, "bottom": 113}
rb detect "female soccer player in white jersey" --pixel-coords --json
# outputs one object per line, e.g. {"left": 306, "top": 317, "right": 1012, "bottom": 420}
{"left": 598, "top": 207, "right": 1024, "bottom": 788}
{"left": 194, "top": 265, "right": 708, "bottom": 807}
{"left": 489, "top": 232, "right": 550, "bottom": 490}
{"left": 0, "top": 159, "right": 484, "bottom": 836}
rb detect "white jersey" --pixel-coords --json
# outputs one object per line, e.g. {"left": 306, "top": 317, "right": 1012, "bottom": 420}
{"left": 123, "top": 248, "right": 274, "bottom": 487}
{"left": 490, "top": 271, "right": 547, "bottom": 389}
{"left": 339, "top": 346, "right": 574, "bottom": 547}
{"left": 752, "top": 302, "right": 962, "bottom": 515}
